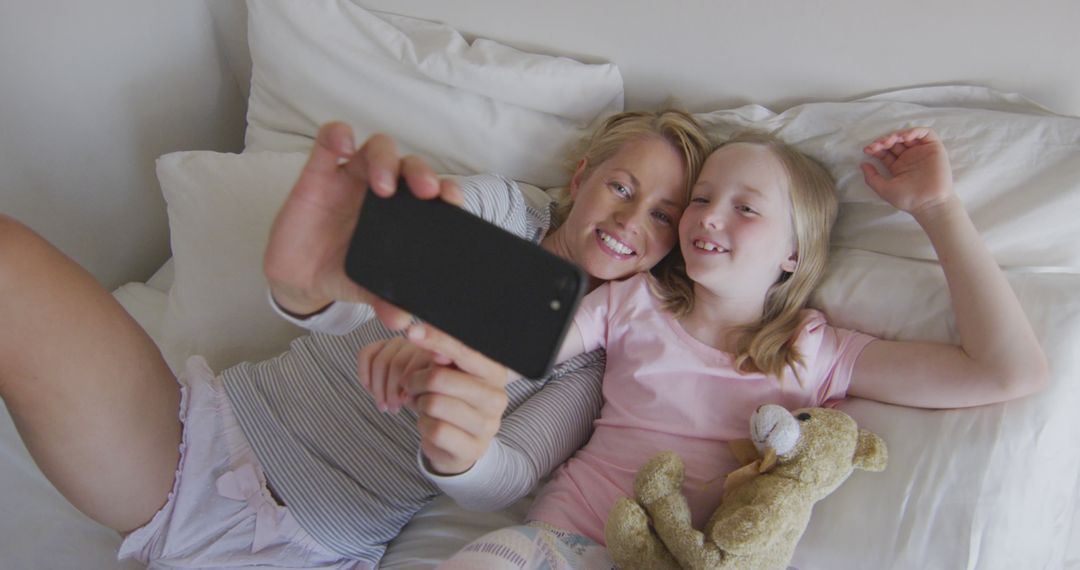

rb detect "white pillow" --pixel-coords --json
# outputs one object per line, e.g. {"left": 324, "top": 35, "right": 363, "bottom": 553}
{"left": 156, "top": 150, "right": 309, "bottom": 372}
{"left": 154, "top": 152, "right": 556, "bottom": 374}
{"left": 697, "top": 85, "right": 1080, "bottom": 269}
{"left": 244, "top": 0, "right": 624, "bottom": 188}
{"left": 792, "top": 248, "right": 1080, "bottom": 569}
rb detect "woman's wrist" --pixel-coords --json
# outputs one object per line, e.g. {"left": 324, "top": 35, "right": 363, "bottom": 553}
{"left": 424, "top": 454, "right": 478, "bottom": 477}
{"left": 269, "top": 287, "right": 334, "bottom": 320}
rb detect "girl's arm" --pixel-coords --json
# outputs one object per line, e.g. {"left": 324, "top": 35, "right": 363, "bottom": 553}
{"left": 847, "top": 127, "right": 1048, "bottom": 408}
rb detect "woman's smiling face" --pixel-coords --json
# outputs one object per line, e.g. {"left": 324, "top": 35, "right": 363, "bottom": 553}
{"left": 552, "top": 135, "right": 688, "bottom": 285}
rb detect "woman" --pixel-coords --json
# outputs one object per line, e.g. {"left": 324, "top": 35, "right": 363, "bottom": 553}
{"left": 0, "top": 108, "right": 710, "bottom": 567}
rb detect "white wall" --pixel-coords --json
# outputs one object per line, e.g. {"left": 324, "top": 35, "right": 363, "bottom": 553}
{"left": 0, "top": 1, "right": 246, "bottom": 289}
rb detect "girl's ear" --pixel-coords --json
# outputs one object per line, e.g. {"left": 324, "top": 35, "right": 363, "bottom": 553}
{"left": 781, "top": 252, "right": 798, "bottom": 273}
{"left": 569, "top": 158, "right": 589, "bottom": 199}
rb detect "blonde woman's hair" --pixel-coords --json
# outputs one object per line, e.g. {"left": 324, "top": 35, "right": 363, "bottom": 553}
{"left": 552, "top": 108, "right": 711, "bottom": 226}
{"left": 654, "top": 130, "right": 839, "bottom": 380}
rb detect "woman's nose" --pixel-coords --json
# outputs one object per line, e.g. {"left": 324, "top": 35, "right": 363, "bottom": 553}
{"left": 615, "top": 202, "right": 649, "bottom": 232}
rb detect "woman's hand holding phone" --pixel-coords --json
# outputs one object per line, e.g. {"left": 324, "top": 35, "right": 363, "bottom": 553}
{"left": 263, "top": 122, "right": 462, "bottom": 329}
{"left": 358, "top": 324, "right": 514, "bottom": 476}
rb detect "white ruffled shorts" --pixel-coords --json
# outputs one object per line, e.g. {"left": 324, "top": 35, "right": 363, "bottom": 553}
{"left": 118, "top": 356, "right": 367, "bottom": 569}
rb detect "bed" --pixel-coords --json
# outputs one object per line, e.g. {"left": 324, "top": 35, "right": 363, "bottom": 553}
{"left": 2, "top": 1, "right": 1078, "bottom": 569}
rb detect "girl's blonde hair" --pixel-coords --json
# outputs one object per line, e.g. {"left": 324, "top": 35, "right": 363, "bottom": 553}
{"left": 655, "top": 130, "right": 839, "bottom": 380}
{"left": 553, "top": 108, "right": 711, "bottom": 225}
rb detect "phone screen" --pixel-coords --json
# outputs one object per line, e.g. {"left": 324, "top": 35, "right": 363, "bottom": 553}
{"left": 344, "top": 183, "right": 586, "bottom": 378}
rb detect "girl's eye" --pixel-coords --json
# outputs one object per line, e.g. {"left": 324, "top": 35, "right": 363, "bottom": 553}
{"left": 736, "top": 204, "right": 758, "bottom": 215}
{"left": 690, "top": 196, "right": 709, "bottom": 204}
{"left": 610, "top": 182, "right": 631, "bottom": 198}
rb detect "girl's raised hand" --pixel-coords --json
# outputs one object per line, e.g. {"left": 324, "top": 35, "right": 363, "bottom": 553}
{"left": 860, "top": 127, "right": 955, "bottom": 216}
{"left": 264, "top": 122, "right": 463, "bottom": 329}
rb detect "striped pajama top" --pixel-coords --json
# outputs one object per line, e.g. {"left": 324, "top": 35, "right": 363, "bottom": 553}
{"left": 222, "top": 174, "right": 605, "bottom": 565}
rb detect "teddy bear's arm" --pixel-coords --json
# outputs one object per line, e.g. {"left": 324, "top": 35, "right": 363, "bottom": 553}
{"left": 606, "top": 498, "right": 683, "bottom": 570}
{"left": 708, "top": 482, "right": 804, "bottom": 555}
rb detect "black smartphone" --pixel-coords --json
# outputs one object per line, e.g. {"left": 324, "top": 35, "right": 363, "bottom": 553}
{"left": 344, "top": 180, "right": 587, "bottom": 379}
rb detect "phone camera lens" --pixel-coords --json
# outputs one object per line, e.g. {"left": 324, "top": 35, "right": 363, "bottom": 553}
{"left": 557, "top": 275, "right": 577, "bottom": 293}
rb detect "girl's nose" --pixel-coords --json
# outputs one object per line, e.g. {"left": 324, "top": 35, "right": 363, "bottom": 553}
{"left": 702, "top": 207, "right": 724, "bottom": 230}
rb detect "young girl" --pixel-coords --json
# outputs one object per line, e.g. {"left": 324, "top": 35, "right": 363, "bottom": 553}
{"left": 362, "top": 127, "right": 1048, "bottom": 569}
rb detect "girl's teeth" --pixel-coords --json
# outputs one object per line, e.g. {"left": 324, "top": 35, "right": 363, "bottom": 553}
{"left": 694, "top": 240, "right": 724, "bottom": 252}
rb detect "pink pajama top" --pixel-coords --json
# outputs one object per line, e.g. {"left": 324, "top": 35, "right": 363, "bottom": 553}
{"left": 526, "top": 273, "right": 876, "bottom": 544}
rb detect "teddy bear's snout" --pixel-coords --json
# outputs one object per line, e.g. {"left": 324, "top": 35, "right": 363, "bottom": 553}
{"left": 751, "top": 404, "right": 800, "bottom": 456}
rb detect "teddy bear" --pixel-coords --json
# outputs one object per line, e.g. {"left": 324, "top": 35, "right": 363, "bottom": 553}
{"left": 605, "top": 404, "right": 887, "bottom": 570}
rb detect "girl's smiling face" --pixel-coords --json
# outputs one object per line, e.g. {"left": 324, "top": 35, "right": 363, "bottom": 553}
{"left": 550, "top": 135, "right": 688, "bottom": 286}
{"left": 679, "top": 143, "right": 799, "bottom": 302}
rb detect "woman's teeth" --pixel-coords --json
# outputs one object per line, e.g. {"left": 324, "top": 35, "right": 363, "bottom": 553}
{"left": 600, "top": 231, "right": 634, "bottom": 255}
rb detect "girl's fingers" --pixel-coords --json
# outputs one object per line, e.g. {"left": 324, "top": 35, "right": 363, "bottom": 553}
{"left": 865, "top": 127, "right": 934, "bottom": 155}
{"left": 876, "top": 151, "right": 897, "bottom": 167}
{"left": 897, "top": 126, "right": 933, "bottom": 144}
{"left": 860, "top": 163, "right": 888, "bottom": 191}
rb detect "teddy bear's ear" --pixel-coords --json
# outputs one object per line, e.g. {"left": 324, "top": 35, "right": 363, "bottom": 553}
{"left": 853, "top": 429, "right": 888, "bottom": 472}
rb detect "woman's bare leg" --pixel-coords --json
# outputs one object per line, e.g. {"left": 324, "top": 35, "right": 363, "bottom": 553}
{"left": 0, "top": 215, "right": 181, "bottom": 533}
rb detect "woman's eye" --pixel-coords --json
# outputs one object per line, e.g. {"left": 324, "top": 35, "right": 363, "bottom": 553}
{"left": 652, "top": 211, "right": 673, "bottom": 225}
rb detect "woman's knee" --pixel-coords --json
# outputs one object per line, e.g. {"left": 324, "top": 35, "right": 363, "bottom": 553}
{"left": 0, "top": 213, "right": 36, "bottom": 243}
{"left": 0, "top": 214, "right": 53, "bottom": 281}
